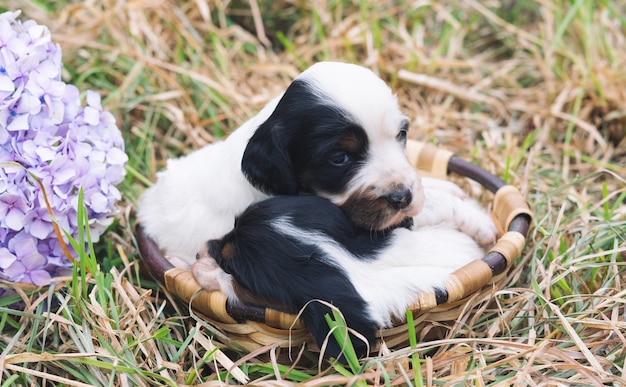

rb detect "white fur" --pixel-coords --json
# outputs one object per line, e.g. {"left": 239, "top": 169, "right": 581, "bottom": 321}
{"left": 137, "top": 98, "right": 278, "bottom": 267}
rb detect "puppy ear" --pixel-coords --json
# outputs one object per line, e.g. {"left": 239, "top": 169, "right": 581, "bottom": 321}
{"left": 241, "top": 119, "right": 300, "bottom": 195}
{"left": 207, "top": 239, "right": 231, "bottom": 273}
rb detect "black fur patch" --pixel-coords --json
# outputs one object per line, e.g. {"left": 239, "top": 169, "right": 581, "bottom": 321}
{"left": 208, "top": 195, "right": 394, "bottom": 359}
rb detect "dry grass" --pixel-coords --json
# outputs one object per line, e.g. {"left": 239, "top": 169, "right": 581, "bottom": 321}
{"left": 1, "top": 0, "right": 625, "bottom": 385}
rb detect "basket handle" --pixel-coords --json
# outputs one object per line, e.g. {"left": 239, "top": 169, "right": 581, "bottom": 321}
{"left": 406, "top": 140, "right": 532, "bottom": 311}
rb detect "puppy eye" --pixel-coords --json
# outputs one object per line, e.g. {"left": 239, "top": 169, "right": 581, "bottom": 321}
{"left": 397, "top": 120, "right": 409, "bottom": 144}
{"left": 330, "top": 152, "right": 351, "bottom": 166}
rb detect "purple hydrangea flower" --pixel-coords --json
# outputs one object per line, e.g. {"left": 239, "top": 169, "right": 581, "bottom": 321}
{"left": 0, "top": 10, "right": 127, "bottom": 285}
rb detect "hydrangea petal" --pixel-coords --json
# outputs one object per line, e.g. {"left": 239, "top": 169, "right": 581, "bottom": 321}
{"left": 28, "top": 269, "right": 52, "bottom": 286}
{"left": 0, "top": 74, "right": 14, "bottom": 92}
{"left": 5, "top": 207, "right": 25, "bottom": 230}
{"left": 0, "top": 248, "right": 16, "bottom": 269}
{"left": 48, "top": 99, "right": 65, "bottom": 124}
{"left": 27, "top": 218, "right": 52, "bottom": 239}
{"left": 20, "top": 249, "right": 45, "bottom": 270}
{"left": 106, "top": 147, "right": 128, "bottom": 165}
{"left": 13, "top": 237, "right": 38, "bottom": 257}
{"left": 83, "top": 105, "right": 99, "bottom": 126}
{"left": 27, "top": 24, "right": 46, "bottom": 42}
{"left": 16, "top": 93, "right": 41, "bottom": 114}
{"left": 7, "top": 113, "right": 29, "bottom": 131}
{"left": 2, "top": 260, "right": 25, "bottom": 281}
{"left": 90, "top": 150, "right": 105, "bottom": 163}
{"left": 0, "top": 10, "right": 19, "bottom": 22}
{"left": 5, "top": 36, "right": 26, "bottom": 56}
{"left": 86, "top": 90, "right": 101, "bottom": 107}
{"left": 89, "top": 192, "right": 108, "bottom": 213}
{"left": 0, "top": 126, "right": 8, "bottom": 144}
{"left": 105, "top": 165, "right": 125, "bottom": 185}
{"left": 53, "top": 166, "right": 77, "bottom": 185}
{"left": 35, "top": 59, "right": 59, "bottom": 79}
{"left": 36, "top": 146, "right": 57, "bottom": 162}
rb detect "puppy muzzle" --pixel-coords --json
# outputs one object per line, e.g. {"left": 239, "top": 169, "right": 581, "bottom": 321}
{"left": 383, "top": 187, "right": 413, "bottom": 210}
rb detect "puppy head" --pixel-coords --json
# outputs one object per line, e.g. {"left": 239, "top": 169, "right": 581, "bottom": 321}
{"left": 198, "top": 203, "right": 302, "bottom": 309}
{"left": 242, "top": 61, "right": 424, "bottom": 231}
{"left": 198, "top": 234, "right": 276, "bottom": 308}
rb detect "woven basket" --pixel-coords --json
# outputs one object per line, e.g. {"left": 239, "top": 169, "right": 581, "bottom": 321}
{"left": 135, "top": 140, "right": 532, "bottom": 355}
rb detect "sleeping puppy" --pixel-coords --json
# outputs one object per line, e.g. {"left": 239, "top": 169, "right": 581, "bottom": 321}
{"left": 139, "top": 61, "right": 427, "bottom": 269}
{"left": 193, "top": 195, "right": 488, "bottom": 360}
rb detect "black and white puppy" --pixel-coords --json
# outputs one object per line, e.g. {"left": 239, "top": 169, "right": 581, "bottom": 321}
{"left": 193, "top": 195, "right": 486, "bottom": 359}
{"left": 139, "top": 62, "right": 425, "bottom": 268}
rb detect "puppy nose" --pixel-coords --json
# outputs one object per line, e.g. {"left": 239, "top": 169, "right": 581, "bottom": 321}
{"left": 384, "top": 188, "right": 412, "bottom": 209}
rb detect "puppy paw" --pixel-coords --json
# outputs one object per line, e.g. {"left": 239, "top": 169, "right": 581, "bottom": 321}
{"left": 191, "top": 257, "right": 231, "bottom": 293}
{"left": 452, "top": 200, "right": 498, "bottom": 247}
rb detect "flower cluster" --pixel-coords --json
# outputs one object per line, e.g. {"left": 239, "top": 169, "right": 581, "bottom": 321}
{"left": 0, "top": 11, "right": 127, "bottom": 285}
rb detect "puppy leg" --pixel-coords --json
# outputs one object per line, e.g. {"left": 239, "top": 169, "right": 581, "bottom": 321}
{"left": 191, "top": 257, "right": 237, "bottom": 300}
{"left": 413, "top": 183, "right": 498, "bottom": 247}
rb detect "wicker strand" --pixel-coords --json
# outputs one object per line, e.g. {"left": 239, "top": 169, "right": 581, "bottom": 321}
{"left": 444, "top": 259, "right": 494, "bottom": 303}
{"left": 265, "top": 308, "right": 305, "bottom": 330}
{"left": 488, "top": 231, "right": 527, "bottom": 268}
{"left": 494, "top": 185, "right": 533, "bottom": 233}
{"left": 406, "top": 290, "right": 439, "bottom": 314}
{"left": 406, "top": 141, "right": 453, "bottom": 177}
{"left": 164, "top": 268, "right": 238, "bottom": 324}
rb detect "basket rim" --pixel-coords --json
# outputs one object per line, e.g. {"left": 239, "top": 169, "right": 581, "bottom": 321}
{"left": 135, "top": 140, "right": 532, "bottom": 330}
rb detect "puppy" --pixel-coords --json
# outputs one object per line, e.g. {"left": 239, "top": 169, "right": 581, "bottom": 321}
{"left": 138, "top": 62, "right": 424, "bottom": 268}
{"left": 193, "top": 195, "right": 488, "bottom": 359}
